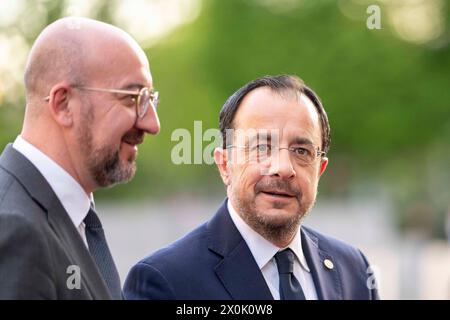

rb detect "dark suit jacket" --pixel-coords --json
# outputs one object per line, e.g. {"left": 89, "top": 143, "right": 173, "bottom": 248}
{"left": 124, "top": 199, "right": 379, "bottom": 300}
{"left": 0, "top": 144, "right": 112, "bottom": 299}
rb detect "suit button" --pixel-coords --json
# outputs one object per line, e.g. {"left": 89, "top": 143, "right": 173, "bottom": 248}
{"left": 324, "top": 259, "right": 334, "bottom": 270}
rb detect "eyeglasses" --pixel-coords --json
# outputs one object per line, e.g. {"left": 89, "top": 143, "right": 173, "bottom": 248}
{"left": 44, "top": 86, "right": 159, "bottom": 119}
{"left": 227, "top": 143, "right": 326, "bottom": 166}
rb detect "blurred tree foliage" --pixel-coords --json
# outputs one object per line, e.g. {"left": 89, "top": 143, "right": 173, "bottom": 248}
{"left": 0, "top": 0, "right": 449, "bottom": 237}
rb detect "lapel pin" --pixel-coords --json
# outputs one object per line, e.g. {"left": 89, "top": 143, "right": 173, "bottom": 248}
{"left": 324, "top": 259, "right": 334, "bottom": 270}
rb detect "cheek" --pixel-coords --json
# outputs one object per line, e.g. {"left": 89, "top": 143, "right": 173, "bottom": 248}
{"left": 87, "top": 126, "right": 122, "bottom": 152}
{"left": 231, "top": 164, "right": 262, "bottom": 194}
{"left": 103, "top": 101, "right": 136, "bottom": 127}
{"left": 296, "top": 169, "right": 319, "bottom": 198}
{"left": 102, "top": 114, "right": 134, "bottom": 139}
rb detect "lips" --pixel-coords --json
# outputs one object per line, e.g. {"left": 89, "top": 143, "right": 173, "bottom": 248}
{"left": 122, "top": 138, "right": 143, "bottom": 146}
{"left": 260, "top": 189, "right": 295, "bottom": 198}
{"left": 255, "top": 178, "right": 300, "bottom": 199}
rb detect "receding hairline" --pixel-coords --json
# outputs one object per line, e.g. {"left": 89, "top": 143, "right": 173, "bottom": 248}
{"left": 230, "top": 85, "right": 315, "bottom": 129}
{"left": 219, "top": 75, "right": 331, "bottom": 154}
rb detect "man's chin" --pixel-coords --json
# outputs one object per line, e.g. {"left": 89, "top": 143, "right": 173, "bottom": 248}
{"left": 256, "top": 207, "right": 300, "bottom": 226}
{"left": 255, "top": 193, "right": 298, "bottom": 212}
{"left": 119, "top": 161, "right": 137, "bottom": 180}
{"left": 93, "top": 161, "right": 136, "bottom": 187}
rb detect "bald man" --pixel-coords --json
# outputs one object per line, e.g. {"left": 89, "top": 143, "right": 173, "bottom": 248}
{"left": 0, "top": 17, "right": 160, "bottom": 299}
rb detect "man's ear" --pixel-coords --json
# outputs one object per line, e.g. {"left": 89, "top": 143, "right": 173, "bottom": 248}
{"left": 46, "top": 83, "right": 73, "bottom": 127}
{"left": 214, "top": 147, "right": 231, "bottom": 186}
{"left": 318, "top": 157, "right": 328, "bottom": 177}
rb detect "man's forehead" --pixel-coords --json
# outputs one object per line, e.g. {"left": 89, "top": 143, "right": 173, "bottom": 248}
{"left": 234, "top": 87, "right": 320, "bottom": 128}
{"left": 88, "top": 51, "right": 152, "bottom": 89}
{"left": 231, "top": 87, "right": 322, "bottom": 145}
{"left": 299, "top": 92, "right": 320, "bottom": 124}
{"left": 117, "top": 69, "right": 153, "bottom": 90}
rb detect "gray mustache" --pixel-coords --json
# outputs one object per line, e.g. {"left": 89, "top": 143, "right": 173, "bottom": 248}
{"left": 122, "top": 130, "right": 144, "bottom": 145}
{"left": 254, "top": 179, "right": 301, "bottom": 197}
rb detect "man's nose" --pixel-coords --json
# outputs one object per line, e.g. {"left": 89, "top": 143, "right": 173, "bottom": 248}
{"left": 269, "top": 149, "right": 296, "bottom": 179}
{"left": 135, "top": 104, "right": 160, "bottom": 134}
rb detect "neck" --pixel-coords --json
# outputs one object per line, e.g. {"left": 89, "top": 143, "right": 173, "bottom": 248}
{"left": 269, "top": 234, "right": 297, "bottom": 248}
{"left": 259, "top": 225, "right": 298, "bottom": 248}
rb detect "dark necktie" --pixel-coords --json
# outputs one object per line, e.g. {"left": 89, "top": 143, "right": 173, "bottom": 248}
{"left": 84, "top": 206, "right": 122, "bottom": 299}
{"left": 275, "top": 248, "right": 306, "bottom": 300}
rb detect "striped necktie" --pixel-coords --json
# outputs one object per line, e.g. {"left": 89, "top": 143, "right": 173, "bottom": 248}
{"left": 84, "top": 205, "right": 122, "bottom": 299}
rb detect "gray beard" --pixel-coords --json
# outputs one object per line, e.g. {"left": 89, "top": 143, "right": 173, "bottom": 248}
{"left": 88, "top": 145, "right": 136, "bottom": 188}
{"left": 231, "top": 193, "right": 315, "bottom": 246}
{"left": 77, "top": 105, "right": 136, "bottom": 188}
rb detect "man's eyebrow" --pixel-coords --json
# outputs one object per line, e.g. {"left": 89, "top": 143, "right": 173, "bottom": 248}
{"left": 291, "top": 137, "right": 314, "bottom": 146}
{"left": 248, "top": 132, "right": 274, "bottom": 145}
{"left": 120, "top": 83, "right": 146, "bottom": 91}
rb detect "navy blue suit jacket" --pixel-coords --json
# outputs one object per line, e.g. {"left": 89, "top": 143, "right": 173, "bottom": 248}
{"left": 124, "top": 199, "right": 379, "bottom": 300}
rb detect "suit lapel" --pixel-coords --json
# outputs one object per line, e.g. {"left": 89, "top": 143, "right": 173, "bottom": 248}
{"left": 0, "top": 145, "right": 111, "bottom": 299}
{"left": 301, "top": 227, "right": 343, "bottom": 300}
{"left": 46, "top": 197, "right": 112, "bottom": 299}
{"left": 208, "top": 200, "right": 273, "bottom": 300}
{"left": 214, "top": 241, "right": 274, "bottom": 300}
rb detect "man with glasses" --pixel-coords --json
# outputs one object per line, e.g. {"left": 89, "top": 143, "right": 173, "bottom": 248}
{"left": 124, "top": 75, "right": 379, "bottom": 300}
{"left": 0, "top": 17, "right": 160, "bottom": 299}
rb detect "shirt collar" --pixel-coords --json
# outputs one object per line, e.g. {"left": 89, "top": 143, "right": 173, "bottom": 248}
{"left": 13, "top": 135, "right": 92, "bottom": 228}
{"left": 227, "top": 199, "right": 310, "bottom": 272}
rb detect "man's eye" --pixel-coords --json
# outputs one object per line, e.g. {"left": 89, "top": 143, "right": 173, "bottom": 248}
{"left": 255, "top": 144, "right": 271, "bottom": 152}
{"left": 121, "top": 95, "right": 136, "bottom": 105}
{"left": 292, "top": 147, "right": 309, "bottom": 155}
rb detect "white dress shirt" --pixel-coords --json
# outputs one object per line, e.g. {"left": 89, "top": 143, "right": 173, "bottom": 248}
{"left": 227, "top": 200, "right": 318, "bottom": 300}
{"left": 13, "top": 135, "right": 92, "bottom": 247}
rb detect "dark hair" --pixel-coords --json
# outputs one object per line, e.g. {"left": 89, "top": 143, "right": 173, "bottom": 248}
{"left": 219, "top": 75, "right": 331, "bottom": 154}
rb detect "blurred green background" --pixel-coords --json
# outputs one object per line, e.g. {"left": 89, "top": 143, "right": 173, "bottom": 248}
{"left": 0, "top": 0, "right": 449, "bottom": 239}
